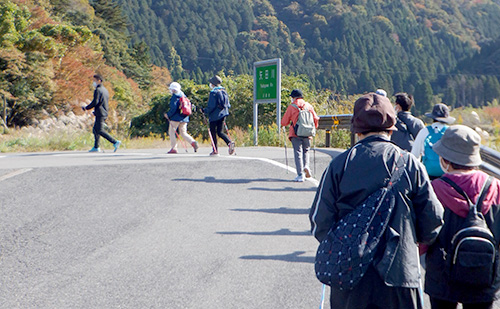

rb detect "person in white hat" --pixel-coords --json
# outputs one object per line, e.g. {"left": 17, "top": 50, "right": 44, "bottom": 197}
{"left": 164, "top": 82, "right": 198, "bottom": 154}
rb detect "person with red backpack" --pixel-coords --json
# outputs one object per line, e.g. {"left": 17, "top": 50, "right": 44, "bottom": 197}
{"left": 281, "top": 89, "right": 319, "bottom": 182}
{"left": 164, "top": 82, "right": 198, "bottom": 154}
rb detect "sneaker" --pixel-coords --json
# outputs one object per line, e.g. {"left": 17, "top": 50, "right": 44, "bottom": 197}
{"left": 113, "top": 140, "right": 121, "bottom": 152}
{"left": 167, "top": 149, "right": 178, "bottom": 154}
{"left": 294, "top": 175, "right": 305, "bottom": 182}
{"left": 304, "top": 167, "right": 311, "bottom": 178}
{"left": 191, "top": 141, "right": 199, "bottom": 152}
{"left": 89, "top": 147, "right": 101, "bottom": 152}
{"left": 209, "top": 151, "right": 219, "bottom": 156}
{"left": 228, "top": 141, "right": 236, "bottom": 155}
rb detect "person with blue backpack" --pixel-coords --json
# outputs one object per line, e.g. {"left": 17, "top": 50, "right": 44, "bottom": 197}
{"left": 411, "top": 103, "right": 456, "bottom": 179}
{"left": 310, "top": 92, "right": 444, "bottom": 309}
{"left": 203, "top": 75, "right": 235, "bottom": 156}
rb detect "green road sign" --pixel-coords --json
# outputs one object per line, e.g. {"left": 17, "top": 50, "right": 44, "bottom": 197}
{"left": 255, "top": 64, "right": 278, "bottom": 101}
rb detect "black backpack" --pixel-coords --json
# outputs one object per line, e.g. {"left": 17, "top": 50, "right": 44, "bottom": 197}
{"left": 440, "top": 176, "right": 497, "bottom": 287}
{"left": 315, "top": 150, "right": 408, "bottom": 290}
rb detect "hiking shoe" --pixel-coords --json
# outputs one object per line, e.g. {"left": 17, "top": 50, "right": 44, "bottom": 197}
{"left": 167, "top": 149, "right": 178, "bottom": 154}
{"left": 228, "top": 141, "right": 236, "bottom": 155}
{"left": 209, "top": 151, "right": 219, "bottom": 156}
{"left": 89, "top": 147, "right": 101, "bottom": 153}
{"left": 304, "top": 167, "right": 311, "bottom": 178}
{"left": 294, "top": 175, "right": 305, "bottom": 182}
{"left": 113, "top": 140, "right": 121, "bottom": 152}
{"left": 191, "top": 141, "right": 199, "bottom": 152}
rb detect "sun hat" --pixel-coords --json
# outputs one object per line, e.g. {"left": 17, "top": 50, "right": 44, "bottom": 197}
{"left": 169, "top": 82, "right": 181, "bottom": 92}
{"left": 351, "top": 93, "right": 397, "bottom": 133}
{"left": 425, "top": 103, "right": 456, "bottom": 124}
{"left": 290, "top": 89, "right": 304, "bottom": 98}
{"left": 375, "top": 89, "right": 387, "bottom": 97}
{"left": 433, "top": 125, "right": 482, "bottom": 167}
{"left": 209, "top": 75, "right": 222, "bottom": 86}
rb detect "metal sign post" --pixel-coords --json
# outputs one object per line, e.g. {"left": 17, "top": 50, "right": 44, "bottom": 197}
{"left": 253, "top": 58, "right": 281, "bottom": 146}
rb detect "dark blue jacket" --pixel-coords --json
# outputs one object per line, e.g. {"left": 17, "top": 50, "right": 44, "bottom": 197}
{"left": 205, "top": 87, "right": 229, "bottom": 122}
{"left": 85, "top": 84, "right": 109, "bottom": 118}
{"left": 166, "top": 91, "right": 189, "bottom": 122}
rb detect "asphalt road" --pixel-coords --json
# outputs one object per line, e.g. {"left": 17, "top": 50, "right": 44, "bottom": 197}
{"left": 1, "top": 146, "right": 495, "bottom": 309}
{"left": 0, "top": 147, "right": 338, "bottom": 308}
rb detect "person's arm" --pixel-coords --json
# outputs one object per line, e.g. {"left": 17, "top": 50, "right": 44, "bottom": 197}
{"left": 408, "top": 156, "right": 444, "bottom": 245}
{"left": 281, "top": 106, "right": 293, "bottom": 127}
{"left": 411, "top": 127, "right": 428, "bottom": 159}
{"left": 205, "top": 92, "right": 217, "bottom": 115}
{"left": 309, "top": 162, "right": 339, "bottom": 242}
{"left": 311, "top": 106, "right": 320, "bottom": 128}
{"left": 166, "top": 96, "right": 179, "bottom": 119}
{"left": 84, "top": 89, "right": 99, "bottom": 110}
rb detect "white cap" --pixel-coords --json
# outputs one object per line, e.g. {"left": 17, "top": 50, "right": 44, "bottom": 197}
{"left": 375, "top": 89, "right": 387, "bottom": 97}
{"left": 169, "top": 82, "right": 181, "bottom": 92}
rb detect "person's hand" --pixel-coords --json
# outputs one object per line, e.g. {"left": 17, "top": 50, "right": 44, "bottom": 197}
{"left": 164, "top": 113, "right": 169, "bottom": 119}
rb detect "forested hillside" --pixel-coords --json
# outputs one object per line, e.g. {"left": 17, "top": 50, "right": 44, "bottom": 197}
{"left": 121, "top": 0, "right": 500, "bottom": 114}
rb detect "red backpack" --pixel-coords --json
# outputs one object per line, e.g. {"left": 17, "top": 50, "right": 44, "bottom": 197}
{"left": 179, "top": 96, "right": 192, "bottom": 116}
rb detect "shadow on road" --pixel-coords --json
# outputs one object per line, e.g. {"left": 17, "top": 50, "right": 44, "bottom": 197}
{"left": 217, "top": 228, "right": 310, "bottom": 236}
{"left": 173, "top": 176, "right": 291, "bottom": 184}
{"left": 248, "top": 186, "right": 317, "bottom": 192}
{"left": 231, "top": 207, "right": 309, "bottom": 215}
{"left": 240, "top": 251, "right": 314, "bottom": 263}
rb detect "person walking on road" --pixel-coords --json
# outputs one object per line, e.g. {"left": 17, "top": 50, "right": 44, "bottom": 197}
{"left": 82, "top": 74, "right": 121, "bottom": 153}
{"left": 391, "top": 92, "right": 425, "bottom": 151}
{"left": 412, "top": 103, "right": 456, "bottom": 179}
{"left": 203, "top": 75, "right": 235, "bottom": 156}
{"left": 423, "top": 125, "right": 500, "bottom": 309}
{"left": 281, "top": 89, "right": 319, "bottom": 182}
{"left": 310, "top": 92, "right": 444, "bottom": 309}
{"left": 164, "top": 82, "right": 198, "bottom": 154}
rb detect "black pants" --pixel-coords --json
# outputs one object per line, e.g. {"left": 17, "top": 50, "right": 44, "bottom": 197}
{"left": 93, "top": 117, "right": 117, "bottom": 148}
{"left": 430, "top": 298, "right": 493, "bottom": 309}
{"left": 209, "top": 117, "right": 231, "bottom": 151}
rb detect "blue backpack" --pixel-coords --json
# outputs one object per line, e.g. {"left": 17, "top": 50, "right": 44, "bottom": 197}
{"left": 423, "top": 125, "right": 448, "bottom": 177}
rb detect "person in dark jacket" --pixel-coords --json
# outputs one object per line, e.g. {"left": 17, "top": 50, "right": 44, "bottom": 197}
{"left": 391, "top": 92, "right": 425, "bottom": 151}
{"left": 82, "top": 74, "right": 121, "bottom": 152}
{"left": 424, "top": 125, "right": 500, "bottom": 309}
{"left": 163, "top": 82, "right": 198, "bottom": 154}
{"left": 310, "top": 92, "right": 444, "bottom": 309}
{"left": 204, "top": 75, "right": 235, "bottom": 156}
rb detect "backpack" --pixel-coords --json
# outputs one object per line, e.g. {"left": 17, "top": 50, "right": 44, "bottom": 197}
{"left": 215, "top": 89, "right": 230, "bottom": 110}
{"left": 315, "top": 150, "right": 408, "bottom": 290}
{"left": 179, "top": 96, "right": 192, "bottom": 116}
{"left": 423, "top": 125, "right": 448, "bottom": 177}
{"left": 291, "top": 104, "right": 316, "bottom": 138}
{"left": 440, "top": 176, "right": 498, "bottom": 287}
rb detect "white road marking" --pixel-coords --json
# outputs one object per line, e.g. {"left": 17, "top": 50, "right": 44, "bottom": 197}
{"left": 0, "top": 168, "right": 33, "bottom": 182}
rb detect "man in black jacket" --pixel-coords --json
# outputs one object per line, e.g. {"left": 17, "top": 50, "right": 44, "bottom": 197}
{"left": 82, "top": 74, "right": 121, "bottom": 152}
{"left": 310, "top": 92, "right": 444, "bottom": 309}
{"left": 391, "top": 92, "right": 425, "bottom": 151}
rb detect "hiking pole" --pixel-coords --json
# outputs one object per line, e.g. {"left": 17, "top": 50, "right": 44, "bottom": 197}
{"left": 319, "top": 284, "right": 326, "bottom": 309}
{"left": 282, "top": 126, "right": 289, "bottom": 174}
{"left": 313, "top": 135, "right": 317, "bottom": 178}
{"left": 201, "top": 111, "right": 217, "bottom": 153}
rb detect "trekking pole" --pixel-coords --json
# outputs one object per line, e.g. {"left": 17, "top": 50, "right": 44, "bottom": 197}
{"left": 319, "top": 284, "right": 326, "bottom": 309}
{"left": 201, "top": 112, "right": 217, "bottom": 152}
{"left": 313, "top": 135, "right": 317, "bottom": 178}
{"left": 282, "top": 127, "right": 289, "bottom": 173}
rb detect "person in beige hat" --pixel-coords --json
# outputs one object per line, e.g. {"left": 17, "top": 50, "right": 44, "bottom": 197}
{"left": 423, "top": 125, "right": 500, "bottom": 308}
{"left": 310, "top": 93, "right": 443, "bottom": 309}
